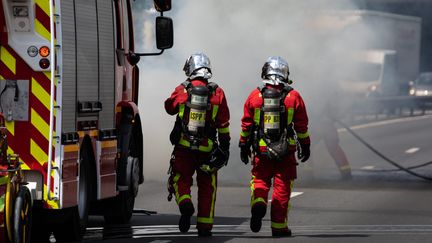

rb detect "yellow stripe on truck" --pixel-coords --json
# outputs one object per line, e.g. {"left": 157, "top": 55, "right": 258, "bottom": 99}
{"left": 35, "top": 0, "right": 50, "bottom": 16}
{"left": 34, "top": 19, "right": 51, "bottom": 41}
{"left": 30, "top": 139, "right": 48, "bottom": 166}
{"left": 32, "top": 78, "right": 51, "bottom": 111}
{"left": 31, "top": 108, "right": 52, "bottom": 141}
{"left": 0, "top": 46, "right": 16, "bottom": 74}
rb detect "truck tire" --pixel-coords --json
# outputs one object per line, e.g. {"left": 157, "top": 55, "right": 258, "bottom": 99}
{"left": 104, "top": 123, "right": 139, "bottom": 224}
{"left": 54, "top": 149, "right": 91, "bottom": 241}
{"left": 13, "top": 186, "right": 32, "bottom": 243}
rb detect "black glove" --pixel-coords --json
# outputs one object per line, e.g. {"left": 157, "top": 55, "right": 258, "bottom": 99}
{"left": 298, "top": 143, "right": 310, "bottom": 162}
{"left": 239, "top": 142, "right": 251, "bottom": 165}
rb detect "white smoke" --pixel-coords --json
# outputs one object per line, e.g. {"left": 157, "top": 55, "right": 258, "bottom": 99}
{"left": 134, "top": 0, "right": 377, "bottom": 183}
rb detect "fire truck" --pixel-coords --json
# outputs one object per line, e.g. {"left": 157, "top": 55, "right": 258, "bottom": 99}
{"left": 0, "top": 0, "right": 173, "bottom": 242}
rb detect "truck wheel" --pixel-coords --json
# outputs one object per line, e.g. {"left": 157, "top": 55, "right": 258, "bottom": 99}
{"left": 54, "top": 150, "right": 91, "bottom": 241}
{"left": 104, "top": 123, "right": 139, "bottom": 224}
{"left": 13, "top": 186, "right": 32, "bottom": 243}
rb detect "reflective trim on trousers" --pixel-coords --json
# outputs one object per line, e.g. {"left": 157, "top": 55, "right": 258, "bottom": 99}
{"left": 197, "top": 217, "right": 214, "bottom": 224}
{"left": 271, "top": 221, "right": 288, "bottom": 229}
{"left": 173, "top": 173, "right": 191, "bottom": 205}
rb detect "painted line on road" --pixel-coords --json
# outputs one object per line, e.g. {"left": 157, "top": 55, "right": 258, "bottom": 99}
{"left": 269, "top": 191, "right": 303, "bottom": 202}
{"left": 405, "top": 147, "right": 420, "bottom": 154}
{"left": 361, "top": 165, "right": 375, "bottom": 170}
{"left": 291, "top": 192, "right": 304, "bottom": 198}
{"left": 85, "top": 224, "right": 432, "bottom": 240}
{"left": 338, "top": 114, "right": 432, "bottom": 132}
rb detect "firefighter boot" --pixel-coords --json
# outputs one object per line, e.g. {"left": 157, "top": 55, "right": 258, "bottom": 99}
{"left": 272, "top": 228, "right": 292, "bottom": 237}
{"left": 198, "top": 229, "right": 212, "bottom": 237}
{"left": 250, "top": 203, "right": 267, "bottom": 233}
{"left": 179, "top": 202, "right": 195, "bottom": 233}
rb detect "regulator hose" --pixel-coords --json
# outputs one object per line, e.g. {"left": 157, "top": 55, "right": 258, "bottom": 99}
{"left": 335, "top": 119, "right": 432, "bottom": 181}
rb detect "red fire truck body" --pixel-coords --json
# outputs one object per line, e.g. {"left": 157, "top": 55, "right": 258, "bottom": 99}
{"left": 0, "top": 0, "right": 172, "bottom": 241}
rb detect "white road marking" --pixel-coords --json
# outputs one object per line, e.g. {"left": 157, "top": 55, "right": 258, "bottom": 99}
{"left": 269, "top": 191, "right": 304, "bottom": 202}
{"left": 405, "top": 147, "right": 420, "bottom": 154}
{"left": 86, "top": 224, "right": 432, "bottom": 240}
{"left": 361, "top": 165, "right": 375, "bottom": 170}
{"left": 291, "top": 192, "right": 304, "bottom": 198}
{"left": 337, "top": 114, "right": 432, "bottom": 132}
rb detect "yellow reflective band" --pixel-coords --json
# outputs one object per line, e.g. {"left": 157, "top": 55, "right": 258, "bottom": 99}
{"left": 178, "top": 137, "right": 214, "bottom": 152}
{"left": 178, "top": 104, "right": 185, "bottom": 119}
{"left": 297, "top": 131, "right": 309, "bottom": 139}
{"left": 177, "top": 194, "right": 191, "bottom": 205}
{"left": 258, "top": 139, "right": 267, "bottom": 147}
{"left": 339, "top": 165, "right": 351, "bottom": 171}
{"left": 217, "top": 127, "right": 229, "bottom": 134}
{"left": 1, "top": 46, "right": 16, "bottom": 74}
{"left": 287, "top": 108, "right": 294, "bottom": 124}
{"left": 0, "top": 175, "right": 9, "bottom": 185}
{"left": 210, "top": 173, "right": 217, "bottom": 219}
{"left": 35, "top": 0, "right": 50, "bottom": 16}
{"left": 30, "top": 139, "right": 48, "bottom": 166}
{"left": 197, "top": 217, "right": 214, "bottom": 224}
{"left": 240, "top": 130, "right": 251, "bottom": 137}
{"left": 271, "top": 221, "right": 287, "bottom": 229}
{"left": 212, "top": 105, "right": 219, "bottom": 121}
{"left": 289, "top": 137, "right": 296, "bottom": 146}
{"left": 173, "top": 173, "right": 181, "bottom": 204}
{"left": 254, "top": 108, "right": 260, "bottom": 124}
{"left": 32, "top": 78, "right": 51, "bottom": 112}
{"left": 0, "top": 194, "right": 4, "bottom": 212}
{"left": 251, "top": 197, "right": 266, "bottom": 207}
{"left": 35, "top": 19, "right": 51, "bottom": 41}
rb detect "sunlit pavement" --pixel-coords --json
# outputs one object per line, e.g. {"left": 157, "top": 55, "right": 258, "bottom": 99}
{"left": 79, "top": 116, "right": 432, "bottom": 243}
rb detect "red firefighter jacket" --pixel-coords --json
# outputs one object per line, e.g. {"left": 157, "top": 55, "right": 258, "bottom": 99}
{"left": 240, "top": 83, "right": 310, "bottom": 153}
{"left": 165, "top": 79, "right": 230, "bottom": 152}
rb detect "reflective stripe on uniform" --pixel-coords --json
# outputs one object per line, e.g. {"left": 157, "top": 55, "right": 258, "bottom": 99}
{"left": 209, "top": 173, "right": 217, "bottom": 223}
{"left": 197, "top": 217, "right": 214, "bottom": 224}
{"left": 254, "top": 108, "right": 260, "bottom": 124}
{"left": 212, "top": 105, "right": 219, "bottom": 121}
{"left": 287, "top": 107, "right": 294, "bottom": 124}
{"left": 178, "top": 137, "right": 214, "bottom": 152}
{"left": 0, "top": 176, "right": 8, "bottom": 185}
{"left": 177, "top": 194, "right": 191, "bottom": 205}
{"left": 339, "top": 165, "right": 351, "bottom": 171}
{"left": 240, "top": 130, "right": 251, "bottom": 137}
{"left": 179, "top": 104, "right": 185, "bottom": 119}
{"left": 173, "top": 173, "right": 191, "bottom": 204}
{"left": 271, "top": 221, "right": 287, "bottom": 229}
{"left": 251, "top": 197, "right": 266, "bottom": 206}
{"left": 218, "top": 127, "right": 229, "bottom": 134}
{"left": 288, "top": 137, "right": 296, "bottom": 146}
{"left": 297, "top": 131, "right": 309, "bottom": 139}
{"left": 250, "top": 175, "right": 267, "bottom": 207}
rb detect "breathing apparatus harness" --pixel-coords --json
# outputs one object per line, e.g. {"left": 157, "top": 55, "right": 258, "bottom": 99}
{"left": 251, "top": 84, "right": 294, "bottom": 160}
{"left": 167, "top": 80, "right": 227, "bottom": 201}
{"left": 170, "top": 80, "right": 219, "bottom": 148}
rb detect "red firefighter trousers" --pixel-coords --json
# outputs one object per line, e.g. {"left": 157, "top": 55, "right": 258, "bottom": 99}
{"left": 171, "top": 147, "right": 217, "bottom": 231}
{"left": 250, "top": 152, "right": 297, "bottom": 232}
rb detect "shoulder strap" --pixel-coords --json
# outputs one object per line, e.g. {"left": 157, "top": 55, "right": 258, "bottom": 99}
{"left": 280, "top": 85, "right": 293, "bottom": 101}
{"left": 181, "top": 80, "right": 191, "bottom": 89}
{"left": 257, "top": 84, "right": 266, "bottom": 93}
{"left": 207, "top": 82, "right": 218, "bottom": 93}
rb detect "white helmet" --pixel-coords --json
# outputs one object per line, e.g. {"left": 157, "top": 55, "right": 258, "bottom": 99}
{"left": 183, "top": 53, "right": 212, "bottom": 79}
{"left": 261, "top": 56, "right": 290, "bottom": 85}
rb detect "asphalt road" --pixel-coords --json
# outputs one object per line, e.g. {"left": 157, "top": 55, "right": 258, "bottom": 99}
{"left": 79, "top": 115, "right": 432, "bottom": 243}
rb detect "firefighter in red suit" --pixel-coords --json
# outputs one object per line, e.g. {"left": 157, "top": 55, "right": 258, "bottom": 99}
{"left": 165, "top": 53, "right": 230, "bottom": 237}
{"left": 239, "top": 56, "right": 310, "bottom": 237}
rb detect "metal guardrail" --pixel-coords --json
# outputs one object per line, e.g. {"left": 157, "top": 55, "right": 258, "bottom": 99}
{"left": 344, "top": 95, "right": 432, "bottom": 123}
